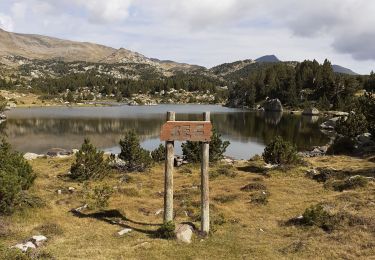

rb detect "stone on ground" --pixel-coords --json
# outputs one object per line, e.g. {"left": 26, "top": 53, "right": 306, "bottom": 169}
{"left": 174, "top": 224, "right": 194, "bottom": 243}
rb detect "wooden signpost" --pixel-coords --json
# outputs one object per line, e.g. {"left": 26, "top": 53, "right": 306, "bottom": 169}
{"left": 160, "top": 111, "right": 212, "bottom": 234}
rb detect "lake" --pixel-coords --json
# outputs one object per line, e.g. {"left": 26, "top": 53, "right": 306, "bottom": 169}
{"left": 2, "top": 104, "right": 329, "bottom": 159}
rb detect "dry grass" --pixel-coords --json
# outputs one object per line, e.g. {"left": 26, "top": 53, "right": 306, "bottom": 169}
{"left": 1, "top": 155, "right": 374, "bottom": 259}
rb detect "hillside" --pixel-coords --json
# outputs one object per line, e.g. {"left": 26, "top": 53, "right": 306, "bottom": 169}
{"left": 332, "top": 64, "right": 358, "bottom": 75}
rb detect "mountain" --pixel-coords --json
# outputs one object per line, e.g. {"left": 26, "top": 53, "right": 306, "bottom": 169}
{"left": 332, "top": 64, "right": 358, "bottom": 75}
{"left": 0, "top": 28, "right": 199, "bottom": 72}
{"left": 0, "top": 28, "right": 115, "bottom": 62}
{"left": 255, "top": 55, "right": 281, "bottom": 63}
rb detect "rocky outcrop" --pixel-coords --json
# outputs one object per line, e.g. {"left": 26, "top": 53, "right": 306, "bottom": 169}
{"left": 302, "top": 107, "right": 319, "bottom": 115}
{"left": 263, "top": 98, "right": 283, "bottom": 112}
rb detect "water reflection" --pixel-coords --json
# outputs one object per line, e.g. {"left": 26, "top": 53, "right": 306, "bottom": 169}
{"left": 4, "top": 105, "right": 329, "bottom": 159}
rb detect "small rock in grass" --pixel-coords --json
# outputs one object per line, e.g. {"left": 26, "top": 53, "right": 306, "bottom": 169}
{"left": 12, "top": 241, "right": 36, "bottom": 252}
{"left": 155, "top": 209, "right": 163, "bottom": 216}
{"left": 30, "top": 235, "right": 47, "bottom": 247}
{"left": 118, "top": 228, "right": 132, "bottom": 236}
{"left": 174, "top": 224, "right": 193, "bottom": 244}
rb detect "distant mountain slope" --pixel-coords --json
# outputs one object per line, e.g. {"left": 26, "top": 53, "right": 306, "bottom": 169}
{"left": 0, "top": 28, "right": 199, "bottom": 72}
{"left": 255, "top": 55, "right": 281, "bottom": 63}
{"left": 209, "top": 59, "right": 255, "bottom": 76}
{"left": 0, "top": 28, "right": 115, "bottom": 62}
{"left": 332, "top": 64, "right": 358, "bottom": 75}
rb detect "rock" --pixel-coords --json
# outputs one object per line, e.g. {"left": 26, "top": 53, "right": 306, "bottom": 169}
{"left": 0, "top": 113, "right": 6, "bottom": 120}
{"left": 155, "top": 208, "right": 163, "bottom": 216}
{"left": 12, "top": 241, "right": 36, "bottom": 252}
{"left": 264, "top": 163, "right": 277, "bottom": 169}
{"left": 329, "top": 111, "right": 349, "bottom": 117}
{"left": 263, "top": 98, "right": 283, "bottom": 112}
{"left": 302, "top": 107, "right": 319, "bottom": 115}
{"left": 23, "top": 153, "right": 42, "bottom": 160}
{"left": 357, "top": 133, "right": 373, "bottom": 144}
{"left": 57, "top": 189, "right": 62, "bottom": 195}
{"left": 74, "top": 204, "right": 88, "bottom": 212}
{"left": 30, "top": 235, "right": 47, "bottom": 247}
{"left": 118, "top": 228, "right": 132, "bottom": 236}
{"left": 174, "top": 224, "right": 194, "bottom": 243}
{"left": 68, "top": 187, "right": 75, "bottom": 193}
{"left": 320, "top": 117, "right": 342, "bottom": 130}
{"left": 46, "top": 148, "right": 72, "bottom": 157}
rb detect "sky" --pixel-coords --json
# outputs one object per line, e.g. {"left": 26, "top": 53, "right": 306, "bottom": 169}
{"left": 0, "top": 0, "right": 374, "bottom": 74}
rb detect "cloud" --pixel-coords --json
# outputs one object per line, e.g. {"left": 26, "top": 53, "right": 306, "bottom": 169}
{"left": 74, "top": 0, "right": 134, "bottom": 23}
{"left": 0, "top": 13, "right": 14, "bottom": 31}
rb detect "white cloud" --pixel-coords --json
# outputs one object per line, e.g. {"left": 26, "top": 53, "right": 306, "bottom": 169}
{"left": 0, "top": 13, "right": 14, "bottom": 31}
{"left": 11, "top": 2, "right": 27, "bottom": 19}
{"left": 75, "top": 0, "right": 134, "bottom": 23}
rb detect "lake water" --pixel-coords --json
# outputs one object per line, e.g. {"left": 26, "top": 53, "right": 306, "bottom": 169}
{"left": 2, "top": 104, "right": 329, "bottom": 159}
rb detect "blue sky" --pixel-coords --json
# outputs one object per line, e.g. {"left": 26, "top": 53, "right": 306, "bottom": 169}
{"left": 0, "top": 0, "right": 374, "bottom": 74}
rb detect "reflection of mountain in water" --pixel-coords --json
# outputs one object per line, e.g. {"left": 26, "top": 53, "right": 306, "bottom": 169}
{"left": 4, "top": 109, "right": 330, "bottom": 156}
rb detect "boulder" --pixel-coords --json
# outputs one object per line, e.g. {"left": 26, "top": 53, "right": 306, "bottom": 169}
{"left": 320, "top": 117, "right": 341, "bottom": 130}
{"left": 174, "top": 224, "right": 194, "bottom": 243}
{"left": 263, "top": 98, "right": 283, "bottom": 112}
{"left": 302, "top": 107, "right": 319, "bottom": 115}
{"left": 30, "top": 235, "right": 47, "bottom": 247}
{"left": 23, "top": 153, "right": 42, "bottom": 160}
{"left": 0, "top": 113, "right": 6, "bottom": 120}
{"left": 12, "top": 241, "right": 36, "bottom": 252}
{"left": 46, "top": 148, "right": 72, "bottom": 157}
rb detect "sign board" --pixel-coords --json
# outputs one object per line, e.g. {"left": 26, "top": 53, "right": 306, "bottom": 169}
{"left": 160, "top": 121, "right": 212, "bottom": 142}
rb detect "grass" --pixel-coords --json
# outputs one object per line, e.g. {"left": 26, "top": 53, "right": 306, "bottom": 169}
{"left": 0, "top": 155, "right": 374, "bottom": 259}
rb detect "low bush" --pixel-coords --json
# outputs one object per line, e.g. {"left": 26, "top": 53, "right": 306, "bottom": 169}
{"left": 83, "top": 183, "right": 114, "bottom": 210}
{"left": 302, "top": 204, "right": 337, "bottom": 232}
{"left": 210, "top": 165, "right": 237, "bottom": 179}
{"left": 213, "top": 194, "right": 238, "bottom": 203}
{"left": 155, "top": 221, "right": 175, "bottom": 239}
{"left": 262, "top": 136, "right": 300, "bottom": 165}
{"left": 328, "top": 176, "right": 369, "bottom": 192}
{"left": 70, "top": 138, "right": 109, "bottom": 181}
{"left": 182, "top": 128, "right": 230, "bottom": 163}
{"left": 151, "top": 144, "right": 165, "bottom": 162}
{"left": 327, "top": 137, "right": 355, "bottom": 155}
{"left": 0, "top": 139, "right": 36, "bottom": 215}
{"left": 0, "top": 243, "right": 28, "bottom": 260}
{"left": 0, "top": 96, "right": 6, "bottom": 113}
{"left": 119, "top": 130, "right": 152, "bottom": 172}
{"left": 241, "top": 182, "right": 267, "bottom": 192}
{"left": 250, "top": 191, "right": 270, "bottom": 205}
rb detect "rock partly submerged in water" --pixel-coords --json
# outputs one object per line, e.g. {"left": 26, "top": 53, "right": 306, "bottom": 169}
{"left": 320, "top": 117, "right": 342, "bottom": 130}
{"left": 302, "top": 107, "right": 319, "bottom": 115}
{"left": 46, "top": 148, "right": 73, "bottom": 157}
{"left": 263, "top": 98, "right": 283, "bottom": 112}
{"left": 23, "top": 152, "right": 44, "bottom": 160}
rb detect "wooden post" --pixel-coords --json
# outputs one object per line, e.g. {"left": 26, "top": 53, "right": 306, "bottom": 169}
{"left": 201, "top": 112, "right": 210, "bottom": 234}
{"left": 164, "top": 111, "right": 175, "bottom": 223}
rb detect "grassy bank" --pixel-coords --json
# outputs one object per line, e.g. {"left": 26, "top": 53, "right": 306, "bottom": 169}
{"left": 1, "top": 155, "right": 374, "bottom": 259}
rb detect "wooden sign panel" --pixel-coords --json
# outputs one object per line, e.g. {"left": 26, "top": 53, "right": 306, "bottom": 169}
{"left": 160, "top": 121, "right": 212, "bottom": 142}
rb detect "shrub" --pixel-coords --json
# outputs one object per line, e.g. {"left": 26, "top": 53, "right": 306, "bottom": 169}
{"left": 83, "top": 183, "right": 114, "bottom": 210}
{"left": 0, "top": 139, "right": 35, "bottom": 215}
{"left": 155, "top": 221, "right": 175, "bottom": 239}
{"left": 241, "top": 182, "right": 267, "bottom": 192}
{"left": 250, "top": 191, "right": 270, "bottom": 205}
{"left": 182, "top": 128, "right": 230, "bottom": 163}
{"left": 327, "top": 136, "right": 355, "bottom": 155}
{"left": 119, "top": 130, "right": 152, "bottom": 172}
{"left": 210, "top": 165, "right": 237, "bottom": 179}
{"left": 302, "top": 204, "right": 337, "bottom": 232}
{"left": 356, "top": 92, "right": 375, "bottom": 138}
{"left": 70, "top": 138, "right": 109, "bottom": 181}
{"left": 151, "top": 144, "right": 165, "bottom": 162}
{"left": 329, "top": 176, "right": 368, "bottom": 192}
{"left": 262, "top": 136, "right": 300, "bottom": 165}
{"left": 0, "top": 243, "right": 28, "bottom": 260}
{"left": 336, "top": 113, "right": 367, "bottom": 138}
{"left": 0, "top": 96, "right": 6, "bottom": 113}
